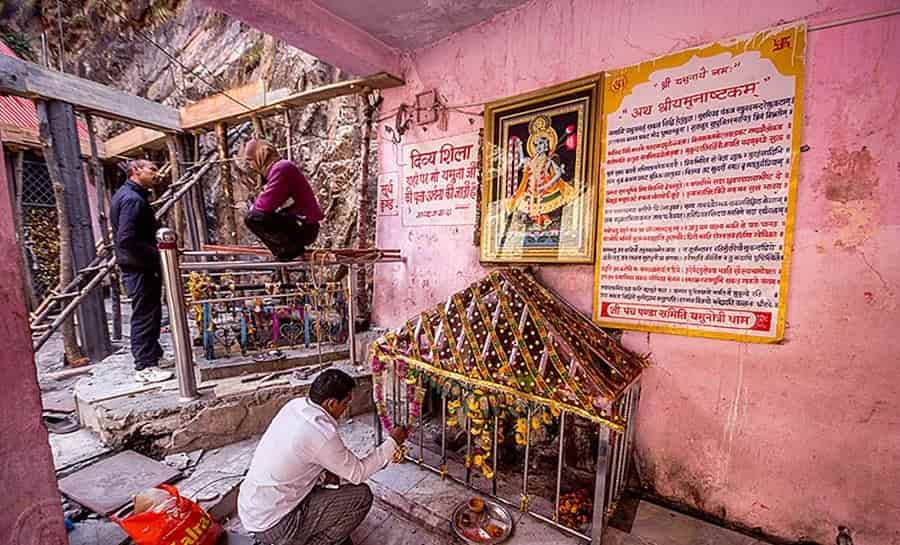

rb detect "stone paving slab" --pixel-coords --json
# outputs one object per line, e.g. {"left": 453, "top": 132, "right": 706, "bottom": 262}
{"left": 49, "top": 428, "right": 112, "bottom": 472}
{"left": 58, "top": 451, "right": 181, "bottom": 516}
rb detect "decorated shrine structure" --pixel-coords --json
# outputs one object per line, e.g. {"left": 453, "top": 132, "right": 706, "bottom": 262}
{"left": 370, "top": 268, "right": 648, "bottom": 542}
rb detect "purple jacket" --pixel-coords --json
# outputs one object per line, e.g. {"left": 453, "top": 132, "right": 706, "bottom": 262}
{"left": 253, "top": 160, "right": 324, "bottom": 223}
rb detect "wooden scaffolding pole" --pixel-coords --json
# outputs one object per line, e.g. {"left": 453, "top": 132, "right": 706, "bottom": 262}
{"left": 216, "top": 122, "right": 238, "bottom": 244}
{"left": 37, "top": 100, "right": 111, "bottom": 362}
{"left": 188, "top": 134, "right": 209, "bottom": 245}
{"left": 180, "top": 135, "right": 205, "bottom": 247}
{"left": 284, "top": 110, "right": 293, "bottom": 161}
{"left": 251, "top": 115, "right": 264, "bottom": 139}
{"left": 166, "top": 136, "right": 187, "bottom": 245}
{"left": 85, "top": 113, "right": 121, "bottom": 340}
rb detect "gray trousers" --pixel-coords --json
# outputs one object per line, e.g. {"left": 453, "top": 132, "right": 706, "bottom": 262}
{"left": 253, "top": 484, "right": 373, "bottom": 545}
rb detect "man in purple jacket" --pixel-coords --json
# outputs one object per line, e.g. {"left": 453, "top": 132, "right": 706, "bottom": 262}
{"left": 242, "top": 139, "right": 324, "bottom": 261}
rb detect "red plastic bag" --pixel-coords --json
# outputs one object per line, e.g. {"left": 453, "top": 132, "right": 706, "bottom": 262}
{"left": 113, "top": 484, "right": 223, "bottom": 545}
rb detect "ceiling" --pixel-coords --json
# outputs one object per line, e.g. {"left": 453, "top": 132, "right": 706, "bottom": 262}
{"left": 318, "top": 0, "right": 534, "bottom": 50}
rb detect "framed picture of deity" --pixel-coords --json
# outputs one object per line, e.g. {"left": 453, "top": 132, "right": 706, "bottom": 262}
{"left": 480, "top": 75, "right": 602, "bottom": 263}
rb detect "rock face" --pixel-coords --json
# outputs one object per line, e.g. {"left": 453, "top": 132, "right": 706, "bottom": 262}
{"left": 3, "top": 0, "right": 378, "bottom": 318}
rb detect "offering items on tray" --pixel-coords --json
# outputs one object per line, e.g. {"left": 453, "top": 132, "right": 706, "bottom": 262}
{"left": 452, "top": 497, "right": 513, "bottom": 544}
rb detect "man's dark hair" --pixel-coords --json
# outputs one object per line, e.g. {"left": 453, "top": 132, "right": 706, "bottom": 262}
{"left": 127, "top": 159, "right": 154, "bottom": 177}
{"left": 309, "top": 369, "right": 356, "bottom": 405}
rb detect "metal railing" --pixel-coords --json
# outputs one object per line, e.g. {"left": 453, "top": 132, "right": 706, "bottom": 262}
{"left": 377, "top": 359, "right": 641, "bottom": 543}
{"left": 156, "top": 227, "right": 403, "bottom": 401}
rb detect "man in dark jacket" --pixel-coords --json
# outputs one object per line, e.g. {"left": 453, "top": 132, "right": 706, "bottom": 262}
{"left": 110, "top": 160, "right": 173, "bottom": 384}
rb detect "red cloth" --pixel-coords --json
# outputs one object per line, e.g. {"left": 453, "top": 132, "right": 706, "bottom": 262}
{"left": 253, "top": 160, "right": 324, "bottom": 223}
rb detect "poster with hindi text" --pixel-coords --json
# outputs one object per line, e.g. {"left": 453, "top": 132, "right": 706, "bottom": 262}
{"left": 401, "top": 133, "right": 479, "bottom": 227}
{"left": 593, "top": 24, "right": 805, "bottom": 343}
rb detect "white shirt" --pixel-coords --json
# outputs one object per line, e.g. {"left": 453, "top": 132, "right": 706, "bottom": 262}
{"left": 238, "top": 397, "right": 397, "bottom": 532}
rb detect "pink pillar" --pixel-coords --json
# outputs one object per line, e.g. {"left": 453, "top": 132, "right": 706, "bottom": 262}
{"left": 0, "top": 149, "right": 67, "bottom": 545}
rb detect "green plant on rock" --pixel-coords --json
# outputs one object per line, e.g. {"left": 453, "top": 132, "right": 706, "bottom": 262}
{"left": 0, "top": 26, "right": 37, "bottom": 61}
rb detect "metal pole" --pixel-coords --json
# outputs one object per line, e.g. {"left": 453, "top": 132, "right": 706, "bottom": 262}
{"left": 157, "top": 228, "right": 199, "bottom": 401}
{"left": 178, "top": 255, "right": 404, "bottom": 272}
{"left": 554, "top": 411, "right": 566, "bottom": 522}
{"left": 347, "top": 265, "right": 357, "bottom": 368}
{"left": 523, "top": 407, "right": 532, "bottom": 506}
{"left": 492, "top": 415, "right": 499, "bottom": 496}
{"left": 374, "top": 411, "right": 383, "bottom": 445}
{"left": 418, "top": 373, "right": 425, "bottom": 463}
{"left": 441, "top": 393, "right": 448, "bottom": 464}
{"left": 393, "top": 360, "right": 400, "bottom": 426}
{"left": 591, "top": 427, "right": 611, "bottom": 544}
{"left": 465, "top": 412, "right": 473, "bottom": 485}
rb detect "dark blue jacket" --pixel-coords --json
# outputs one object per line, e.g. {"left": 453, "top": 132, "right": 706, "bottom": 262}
{"left": 110, "top": 180, "right": 160, "bottom": 272}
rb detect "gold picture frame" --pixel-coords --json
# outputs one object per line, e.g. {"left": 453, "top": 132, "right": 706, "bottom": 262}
{"left": 480, "top": 75, "right": 603, "bottom": 263}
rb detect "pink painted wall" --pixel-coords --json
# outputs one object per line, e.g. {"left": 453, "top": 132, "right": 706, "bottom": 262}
{"left": 0, "top": 147, "right": 68, "bottom": 544}
{"left": 373, "top": 2, "right": 900, "bottom": 544}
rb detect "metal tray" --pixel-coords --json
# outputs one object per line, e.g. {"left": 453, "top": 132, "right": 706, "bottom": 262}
{"left": 450, "top": 497, "right": 514, "bottom": 545}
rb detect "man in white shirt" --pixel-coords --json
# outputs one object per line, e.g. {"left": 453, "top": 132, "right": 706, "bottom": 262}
{"left": 238, "top": 369, "right": 408, "bottom": 545}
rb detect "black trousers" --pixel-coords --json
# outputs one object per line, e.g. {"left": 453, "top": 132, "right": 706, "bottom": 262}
{"left": 245, "top": 210, "right": 320, "bottom": 261}
{"left": 122, "top": 269, "right": 163, "bottom": 370}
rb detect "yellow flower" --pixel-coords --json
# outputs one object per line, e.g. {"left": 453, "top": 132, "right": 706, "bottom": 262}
{"left": 542, "top": 411, "right": 553, "bottom": 424}
{"left": 550, "top": 406, "right": 561, "bottom": 417}
{"left": 447, "top": 417, "right": 458, "bottom": 427}
{"left": 515, "top": 418, "right": 528, "bottom": 434}
{"left": 515, "top": 432, "right": 527, "bottom": 445}
{"left": 473, "top": 454, "right": 484, "bottom": 466}
{"left": 404, "top": 376, "right": 417, "bottom": 385}
{"left": 471, "top": 427, "right": 482, "bottom": 436}
{"left": 467, "top": 398, "right": 479, "bottom": 412}
{"left": 448, "top": 399, "right": 461, "bottom": 411}
{"left": 482, "top": 466, "right": 495, "bottom": 480}
{"left": 471, "top": 418, "right": 485, "bottom": 426}
{"left": 531, "top": 416, "right": 541, "bottom": 430}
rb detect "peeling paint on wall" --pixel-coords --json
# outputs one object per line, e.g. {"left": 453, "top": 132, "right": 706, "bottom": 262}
{"left": 820, "top": 146, "right": 881, "bottom": 250}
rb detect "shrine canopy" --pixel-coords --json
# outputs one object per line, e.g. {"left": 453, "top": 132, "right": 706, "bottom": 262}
{"left": 371, "top": 268, "right": 648, "bottom": 430}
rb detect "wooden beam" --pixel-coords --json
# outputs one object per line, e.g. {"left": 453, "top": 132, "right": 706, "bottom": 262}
{"left": 99, "top": 73, "right": 404, "bottom": 157}
{"left": 36, "top": 100, "right": 111, "bottom": 362}
{"left": 182, "top": 80, "right": 288, "bottom": 131}
{"left": 0, "top": 123, "right": 106, "bottom": 158}
{"left": 104, "top": 83, "right": 291, "bottom": 157}
{"left": 104, "top": 126, "right": 166, "bottom": 158}
{"left": 0, "top": 56, "right": 180, "bottom": 131}
{"left": 180, "top": 72, "right": 403, "bottom": 130}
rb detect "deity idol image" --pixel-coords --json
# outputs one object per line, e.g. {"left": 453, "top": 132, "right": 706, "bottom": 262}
{"left": 504, "top": 115, "right": 578, "bottom": 229}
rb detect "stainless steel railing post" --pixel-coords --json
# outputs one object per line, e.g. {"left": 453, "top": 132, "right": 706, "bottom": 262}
{"left": 157, "top": 228, "right": 199, "bottom": 401}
